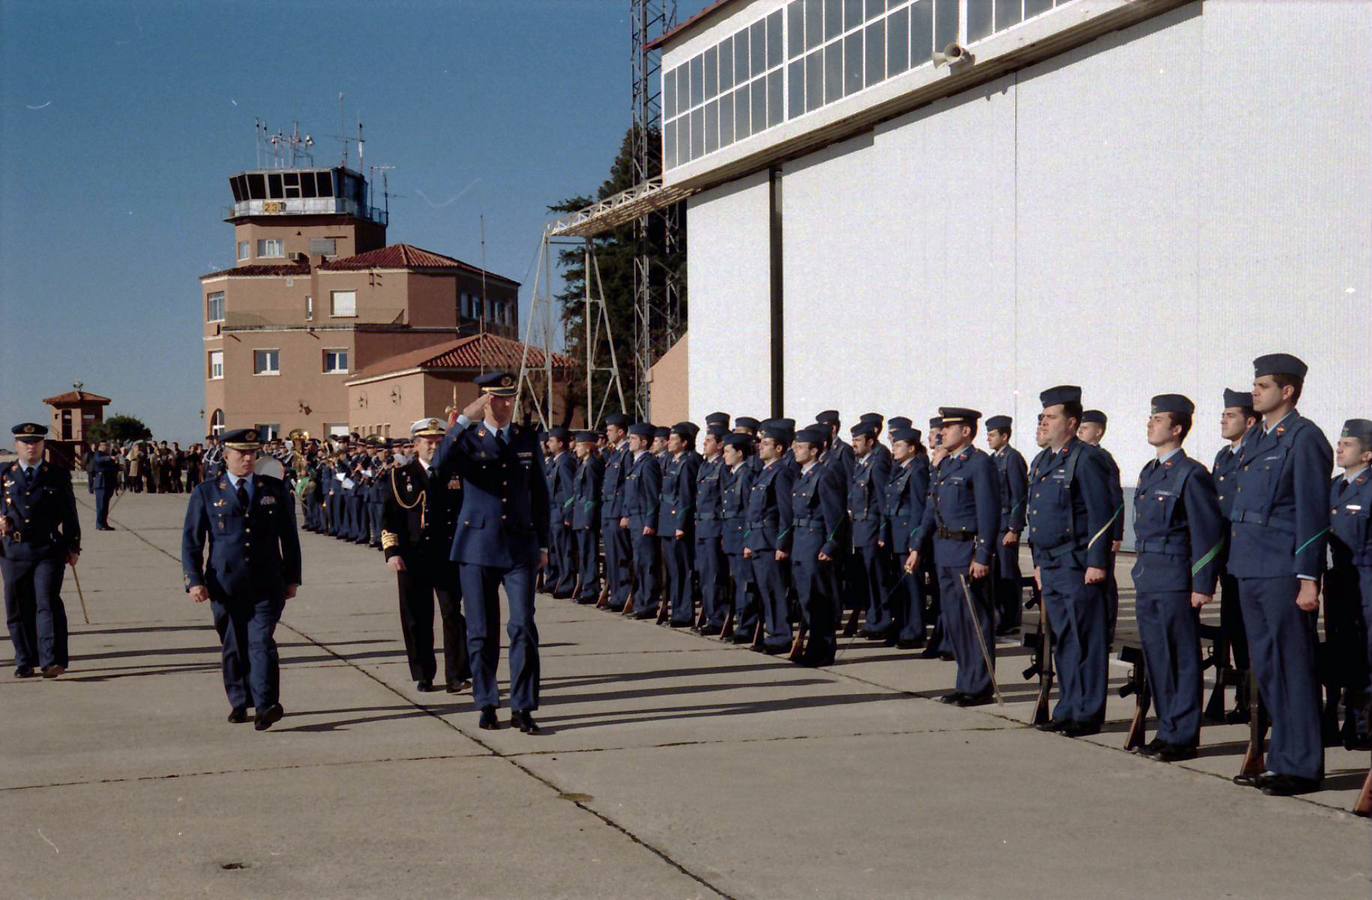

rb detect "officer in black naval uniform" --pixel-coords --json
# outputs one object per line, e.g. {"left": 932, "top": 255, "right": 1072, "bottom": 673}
{"left": 1213, "top": 388, "right": 1258, "bottom": 720}
{"left": 985, "top": 416, "right": 1027, "bottom": 634}
{"left": 381, "top": 417, "right": 470, "bottom": 694}
{"left": 1, "top": 423, "right": 80, "bottom": 679}
{"left": 181, "top": 428, "right": 301, "bottom": 729}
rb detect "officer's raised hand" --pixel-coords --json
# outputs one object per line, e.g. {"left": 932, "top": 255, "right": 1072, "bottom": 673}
{"left": 461, "top": 394, "right": 490, "bottom": 423}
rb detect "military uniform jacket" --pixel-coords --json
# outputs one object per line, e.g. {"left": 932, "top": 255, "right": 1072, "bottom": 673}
{"left": 792, "top": 462, "right": 846, "bottom": 559}
{"left": 993, "top": 445, "right": 1028, "bottom": 534}
{"left": 570, "top": 456, "right": 603, "bottom": 530}
{"left": 880, "top": 458, "right": 930, "bottom": 555}
{"left": 1212, "top": 442, "right": 1245, "bottom": 522}
{"left": 623, "top": 451, "right": 662, "bottom": 531}
{"left": 694, "top": 456, "right": 726, "bottom": 540}
{"left": 0, "top": 462, "right": 80, "bottom": 562}
{"left": 1227, "top": 413, "right": 1333, "bottom": 580}
{"left": 1025, "top": 439, "right": 1116, "bottom": 571}
{"left": 744, "top": 461, "right": 795, "bottom": 554}
{"left": 1092, "top": 445, "right": 1126, "bottom": 543}
{"left": 828, "top": 439, "right": 856, "bottom": 481}
{"left": 600, "top": 443, "right": 630, "bottom": 522}
{"left": 659, "top": 452, "right": 700, "bottom": 535}
{"left": 88, "top": 453, "right": 119, "bottom": 493}
{"left": 381, "top": 459, "right": 463, "bottom": 565}
{"left": 915, "top": 446, "right": 999, "bottom": 568}
{"left": 848, "top": 452, "right": 890, "bottom": 548}
{"left": 721, "top": 463, "right": 753, "bottom": 555}
{"left": 1130, "top": 450, "right": 1223, "bottom": 594}
{"left": 434, "top": 420, "right": 552, "bottom": 568}
{"left": 545, "top": 452, "right": 577, "bottom": 530}
{"left": 181, "top": 474, "right": 301, "bottom": 598}
{"left": 1328, "top": 469, "right": 1372, "bottom": 569}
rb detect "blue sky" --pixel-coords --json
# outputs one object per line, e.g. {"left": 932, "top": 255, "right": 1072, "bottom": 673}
{"left": 0, "top": 0, "right": 711, "bottom": 443}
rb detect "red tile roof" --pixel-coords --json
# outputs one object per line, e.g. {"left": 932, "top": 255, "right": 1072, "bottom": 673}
{"left": 321, "top": 244, "right": 520, "bottom": 286}
{"left": 43, "top": 390, "right": 112, "bottom": 406}
{"left": 351, "top": 332, "right": 572, "bottom": 381}
{"left": 201, "top": 261, "right": 311, "bottom": 280}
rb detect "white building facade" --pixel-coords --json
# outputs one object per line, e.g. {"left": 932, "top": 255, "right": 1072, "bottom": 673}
{"left": 663, "top": 0, "right": 1372, "bottom": 489}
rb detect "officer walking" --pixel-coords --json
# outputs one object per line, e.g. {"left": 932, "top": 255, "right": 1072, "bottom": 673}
{"left": 544, "top": 427, "right": 578, "bottom": 598}
{"left": 744, "top": 420, "right": 795, "bottom": 653}
{"left": 622, "top": 423, "right": 663, "bottom": 619}
{"left": 985, "top": 416, "right": 1027, "bottom": 634}
{"left": 1, "top": 424, "right": 80, "bottom": 679}
{"left": 790, "top": 426, "right": 846, "bottom": 666}
{"left": 1227, "top": 354, "right": 1331, "bottom": 795}
{"left": 88, "top": 440, "right": 120, "bottom": 531}
{"left": 181, "top": 428, "right": 301, "bottom": 729}
{"left": 1130, "top": 395, "right": 1223, "bottom": 762}
{"left": 693, "top": 426, "right": 729, "bottom": 634}
{"left": 381, "top": 418, "right": 470, "bottom": 694}
{"left": 569, "top": 432, "right": 603, "bottom": 604}
{"left": 1214, "top": 388, "right": 1259, "bottom": 721}
{"left": 882, "top": 427, "right": 929, "bottom": 649}
{"left": 436, "top": 374, "right": 551, "bottom": 733}
{"left": 905, "top": 409, "right": 1000, "bottom": 706}
{"left": 1327, "top": 418, "right": 1372, "bottom": 750}
{"left": 1025, "top": 387, "right": 1116, "bottom": 734}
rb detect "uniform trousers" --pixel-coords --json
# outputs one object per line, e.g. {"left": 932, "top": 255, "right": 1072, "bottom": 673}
{"left": 855, "top": 543, "right": 895, "bottom": 635}
{"left": 994, "top": 534, "right": 1022, "bottom": 630}
{"left": 1239, "top": 576, "right": 1324, "bottom": 780}
{"left": 602, "top": 520, "right": 632, "bottom": 610}
{"left": 461, "top": 562, "right": 539, "bottom": 712}
{"left": 1136, "top": 589, "right": 1202, "bottom": 746}
{"left": 94, "top": 488, "right": 113, "bottom": 529}
{"left": 210, "top": 592, "right": 283, "bottom": 711}
{"left": 630, "top": 528, "right": 661, "bottom": 614}
{"left": 694, "top": 536, "right": 727, "bottom": 628}
{"left": 2, "top": 556, "right": 68, "bottom": 671}
{"left": 727, "top": 551, "right": 758, "bottom": 634}
{"left": 396, "top": 555, "right": 469, "bottom": 686}
{"left": 1041, "top": 565, "right": 1108, "bottom": 725}
{"left": 661, "top": 533, "right": 693, "bottom": 624}
{"left": 573, "top": 527, "right": 601, "bottom": 602}
{"left": 792, "top": 548, "right": 837, "bottom": 664}
{"left": 749, "top": 552, "right": 791, "bottom": 650}
{"left": 936, "top": 566, "right": 994, "bottom": 696}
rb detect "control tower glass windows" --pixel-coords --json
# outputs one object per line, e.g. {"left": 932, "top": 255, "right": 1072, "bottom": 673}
{"left": 237, "top": 241, "right": 250, "bottom": 260}
{"left": 257, "top": 239, "right": 284, "bottom": 258}
{"left": 206, "top": 292, "right": 225, "bottom": 322}
{"left": 309, "top": 238, "right": 337, "bottom": 257}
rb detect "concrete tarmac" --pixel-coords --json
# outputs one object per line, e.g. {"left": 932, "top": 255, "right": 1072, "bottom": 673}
{"left": 2, "top": 493, "right": 1369, "bottom": 899}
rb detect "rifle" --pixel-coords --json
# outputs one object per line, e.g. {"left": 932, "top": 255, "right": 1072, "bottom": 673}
{"left": 1355, "top": 766, "right": 1372, "bottom": 817}
{"left": 788, "top": 623, "right": 808, "bottom": 662}
{"left": 720, "top": 605, "right": 734, "bottom": 640}
{"left": 1021, "top": 576, "right": 1054, "bottom": 726}
{"left": 1238, "top": 670, "right": 1269, "bottom": 780}
{"left": 1118, "top": 644, "right": 1151, "bottom": 751}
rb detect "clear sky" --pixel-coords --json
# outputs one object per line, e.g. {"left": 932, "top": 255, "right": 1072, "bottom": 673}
{"left": 0, "top": 0, "right": 712, "bottom": 444}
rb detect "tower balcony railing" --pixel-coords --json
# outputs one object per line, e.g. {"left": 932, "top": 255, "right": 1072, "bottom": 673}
{"left": 224, "top": 198, "right": 388, "bottom": 225}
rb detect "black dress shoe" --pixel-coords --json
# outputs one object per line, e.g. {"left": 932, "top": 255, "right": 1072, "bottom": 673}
{"left": 918, "top": 645, "right": 943, "bottom": 659}
{"left": 1136, "top": 737, "right": 1167, "bottom": 757}
{"left": 698, "top": 624, "right": 722, "bottom": 636}
{"left": 1034, "top": 719, "right": 1068, "bottom": 732}
{"left": 1344, "top": 733, "right": 1372, "bottom": 752}
{"left": 227, "top": 708, "right": 248, "bottom": 724}
{"left": 511, "top": 710, "right": 541, "bottom": 734}
{"left": 416, "top": 679, "right": 435, "bottom": 692}
{"left": 956, "top": 691, "right": 995, "bottom": 708}
{"left": 1233, "top": 771, "right": 1274, "bottom": 788}
{"left": 254, "top": 704, "right": 284, "bottom": 731}
{"left": 668, "top": 619, "right": 693, "bottom": 628}
{"left": 1261, "top": 774, "right": 1321, "bottom": 796}
{"left": 760, "top": 643, "right": 790, "bottom": 656}
{"left": 446, "top": 680, "right": 471, "bottom": 694}
{"left": 1152, "top": 744, "right": 1198, "bottom": 763}
{"left": 1061, "top": 721, "right": 1102, "bottom": 738}
{"left": 631, "top": 609, "right": 657, "bottom": 620}
{"left": 994, "top": 624, "right": 1019, "bottom": 637}
{"left": 896, "top": 637, "right": 926, "bottom": 650}
{"left": 42, "top": 664, "right": 65, "bottom": 679}
{"left": 939, "top": 652, "right": 955, "bottom": 661}
{"left": 478, "top": 707, "right": 499, "bottom": 730}
{"left": 575, "top": 596, "right": 597, "bottom": 605}
{"left": 14, "top": 667, "right": 36, "bottom": 679}
{"left": 937, "top": 692, "right": 964, "bottom": 704}
{"left": 730, "top": 633, "right": 753, "bottom": 645}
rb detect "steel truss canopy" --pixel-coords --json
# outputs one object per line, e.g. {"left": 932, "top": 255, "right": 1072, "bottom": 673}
{"left": 546, "top": 177, "right": 696, "bottom": 238}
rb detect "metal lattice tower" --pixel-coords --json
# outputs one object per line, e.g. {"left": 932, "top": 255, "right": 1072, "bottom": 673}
{"left": 631, "top": 0, "right": 679, "bottom": 420}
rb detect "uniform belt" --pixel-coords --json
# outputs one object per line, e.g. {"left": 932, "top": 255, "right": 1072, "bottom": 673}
{"left": 695, "top": 512, "right": 719, "bottom": 520}
{"left": 1039, "top": 539, "right": 1080, "bottom": 560}
{"left": 1231, "top": 510, "right": 1295, "bottom": 533}
{"left": 937, "top": 527, "right": 976, "bottom": 542}
{"left": 1135, "top": 537, "right": 1188, "bottom": 555}
{"left": 793, "top": 516, "right": 822, "bottom": 528}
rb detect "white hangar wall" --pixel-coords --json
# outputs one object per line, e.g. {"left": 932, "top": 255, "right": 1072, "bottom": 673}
{"left": 686, "top": 1, "right": 1372, "bottom": 484}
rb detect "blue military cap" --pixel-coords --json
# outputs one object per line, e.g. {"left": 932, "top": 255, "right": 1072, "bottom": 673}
{"left": 705, "top": 411, "right": 730, "bottom": 427}
{"left": 723, "top": 433, "right": 753, "bottom": 452}
{"left": 929, "top": 416, "right": 943, "bottom": 429}
{"left": 938, "top": 407, "right": 982, "bottom": 425}
{"left": 1081, "top": 410, "right": 1107, "bottom": 425}
{"left": 734, "top": 416, "right": 760, "bottom": 432}
{"left": 890, "top": 427, "right": 922, "bottom": 445}
{"left": 547, "top": 426, "right": 571, "bottom": 442}
{"left": 775, "top": 418, "right": 796, "bottom": 430}
{"left": 815, "top": 409, "right": 840, "bottom": 425}
{"left": 1150, "top": 394, "right": 1195, "bottom": 416}
{"left": 574, "top": 430, "right": 598, "bottom": 443}
{"left": 1341, "top": 419, "right": 1372, "bottom": 442}
{"left": 1223, "top": 388, "right": 1254, "bottom": 411}
{"left": 850, "top": 422, "right": 877, "bottom": 439}
{"left": 985, "top": 415, "right": 1012, "bottom": 432}
{"left": 888, "top": 416, "right": 912, "bottom": 431}
{"left": 859, "top": 412, "right": 884, "bottom": 428}
{"left": 475, "top": 371, "right": 518, "bottom": 397}
{"left": 1253, "top": 353, "right": 1308, "bottom": 379}
{"left": 222, "top": 428, "right": 262, "bottom": 450}
{"left": 705, "top": 425, "right": 729, "bottom": 440}
{"left": 653, "top": 426, "right": 671, "bottom": 439}
{"left": 11, "top": 422, "right": 48, "bottom": 442}
{"left": 794, "top": 426, "right": 828, "bottom": 446}
{"left": 759, "top": 420, "right": 793, "bottom": 443}
{"left": 604, "top": 412, "right": 629, "bottom": 428}
{"left": 1039, "top": 385, "right": 1081, "bottom": 408}
{"left": 671, "top": 421, "right": 696, "bottom": 440}
{"left": 628, "top": 423, "right": 655, "bottom": 438}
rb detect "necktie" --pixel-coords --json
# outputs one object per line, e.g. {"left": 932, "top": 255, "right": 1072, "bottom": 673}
{"left": 236, "top": 479, "right": 250, "bottom": 510}
{"left": 496, "top": 428, "right": 508, "bottom": 452}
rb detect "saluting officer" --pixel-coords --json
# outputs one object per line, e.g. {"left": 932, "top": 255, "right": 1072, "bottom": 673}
{"left": 622, "top": 423, "right": 663, "bottom": 619}
{"left": 721, "top": 433, "right": 758, "bottom": 643}
{"left": 1214, "top": 388, "right": 1259, "bottom": 721}
{"left": 1, "top": 424, "right": 80, "bottom": 679}
{"left": 881, "top": 427, "right": 929, "bottom": 649}
{"left": 906, "top": 409, "right": 1000, "bottom": 706}
{"left": 1078, "top": 410, "right": 1125, "bottom": 644}
{"left": 381, "top": 418, "right": 470, "bottom": 694}
{"left": 600, "top": 414, "right": 633, "bottom": 611}
{"left": 1025, "top": 387, "right": 1117, "bottom": 735}
{"left": 694, "top": 425, "right": 729, "bottom": 634}
{"left": 985, "top": 416, "right": 1028, "bottom": 635}
{"left": 435, "top": 373, "right": 551, "bottom": 733}
{"left": 1228, "top": 354, "right": 1332, "bottom": 795}
{"left": 1131, "top": 395, "right": 1223, "bottom": 762}
{"left": 569, "top": 432, "right": 603, "bottom": 604}
{"left": 87, "top": 440, "right": 119, "bottom": 532}
{"left": 849, "top": 421, "right": 892, "bottom": 639}
{"left": 181, "top": 428, "right": 301, "bottom": 729}
{"left": 744, "top": 420, "right": 795, "bottom": 653}
{"left": 660, "top": 422, "right": 700, "bottom": 626}
{"left": 1327, "top": 419, "right": 1372, "bottom": 750}
{"left": 544, "top": 427, "right": 578, "bottom": 599}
